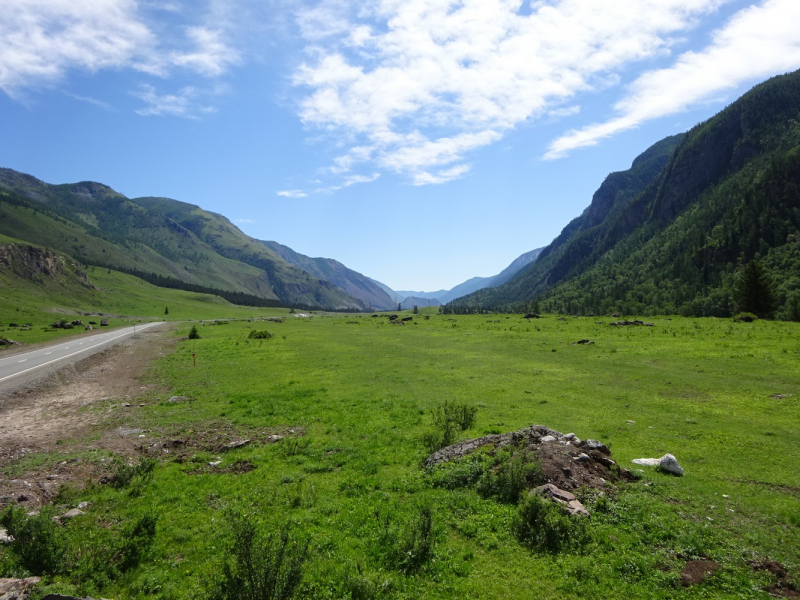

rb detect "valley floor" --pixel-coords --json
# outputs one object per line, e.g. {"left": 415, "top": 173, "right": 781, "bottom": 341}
{"left": 1, "top": 313, "right": 798, "bottom": 599}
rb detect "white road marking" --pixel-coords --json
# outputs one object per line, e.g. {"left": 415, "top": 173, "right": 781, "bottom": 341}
{"left": 0, "top": 323, "right": 158, "bottom": 384}
{"left": 18, "top": 359, "right": 26, "bottom": 363}
{"left": 46, "top": 352, "right": 52, "bottom": 355}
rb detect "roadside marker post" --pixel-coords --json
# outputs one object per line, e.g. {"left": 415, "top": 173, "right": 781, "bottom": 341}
{"left": 192, "top": 352, "right": 196, "bottom": 367}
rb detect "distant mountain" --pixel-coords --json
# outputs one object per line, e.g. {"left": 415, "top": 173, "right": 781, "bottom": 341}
{"left": 0, "top": 170, "right": 364, "bottom": 310}
{"left": 400, "top": 296, "right": 441, "bottom": 309}
{"left": 396, "top": 289, "right": 448, "bottom": 301}
{"left": 261, "top": 241, "right": 396, "bottom": 310}
{"left": 367, "top": 278, "right": 405, "bottom": 304}
{"left": 388, "top": 246, "right": 546, "bottom": 306}
{"left": 488, "top": 247, "right": 544, "bottom": 287}
{"left": 449, "top": 69, "right": 800, "bottom": 318}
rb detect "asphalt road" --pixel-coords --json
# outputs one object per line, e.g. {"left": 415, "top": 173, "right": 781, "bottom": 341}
{"left": 0, "top": 322, "right": 161, "bottom": 386}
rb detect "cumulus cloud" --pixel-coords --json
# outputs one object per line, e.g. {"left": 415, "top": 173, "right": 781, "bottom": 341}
{"left": 0, "top": 0, "right": 239, "bottom": 106}
{"left": 545, "top": 0, "right": 800, "bottom": 158}
{"left": 293, "top": 0, "right": 733, "bottom": 184}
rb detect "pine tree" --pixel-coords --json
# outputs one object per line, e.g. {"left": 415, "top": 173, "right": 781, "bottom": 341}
{"left": 734, "top": 260, "right": 776, "bottom": 318}
{"left": 164, "top": 306, "right": 169, "bottom": 315}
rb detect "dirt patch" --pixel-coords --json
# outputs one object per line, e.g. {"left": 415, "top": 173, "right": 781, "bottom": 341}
{"left": 143, "top": 422, "right": 304, "bottom": 462}
{"left": 680, "top": 559, "right": 722, "bottom": 586}
{"left": 750, "top": 560, "right": 799, "bottom": 598}
{"left": 425, "top": 425, "right": 636, "bottom": 492}
{"left": 0, "top": 324, "right": 176, "bottom": 509}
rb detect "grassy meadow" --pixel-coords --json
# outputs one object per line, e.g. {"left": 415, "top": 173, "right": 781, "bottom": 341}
{"left": 0, "top": 262, "right": 279, "bottom": 346}
{"left": 2, "top": 311, "right": 799, "bottom": 598}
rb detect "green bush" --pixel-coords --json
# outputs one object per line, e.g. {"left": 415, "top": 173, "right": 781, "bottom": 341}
{"left": 248, "top": 329, "right": 274, "bottom": 339}
{"left": 422, "top": 401, "right": 478, "bottom": 453}
{"left": 209, "top": 512, "right": 308, "bottom": 600}
{"left": 376, "top": 504, "right": 438, "bottom": 575}
{"left": 188, "top": 325, "right": 201, "bottom": 339}
{"left": 109, "top": 456, "right": 155, "bottom": 490}
{"left": 514, "top": 494, "right": 589, "bottom": 553}
{"left": 427, "top": 454, "right": 486, "bottom": 490}
{"left": 0, "top": 506, "right": 65, "bottom": 575}
{"left": 477, "top": 450, "right": 544, "bottom": 504}
{"left": 118, "top": 514, "right": 158, "bottom": 572}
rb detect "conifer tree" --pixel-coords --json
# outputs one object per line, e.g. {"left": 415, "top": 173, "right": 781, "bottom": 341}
{"left": 734, "top": 260, "right": 776, "bottom": 318}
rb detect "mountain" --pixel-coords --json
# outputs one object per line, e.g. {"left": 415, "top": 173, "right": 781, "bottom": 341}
{"left": 0, "top": 171, "right": 364, "bottom": 310}
{"left": 367, "top": 278, "right": 405, "bottom": 304}
{"left": 260, "top": 241, "right": 396, "bottom": 310}
{"left": 488, "top": 247, "right": 544, "bottom": 287}
{"left": 390, "top": 246, "right": 546, "bottom": 305}
{"left": 449, "top": 70, "right": 800, "bottom": 318}
{"left": 400, "top": 296, "right": 441, "bottom": 309}
{"left": 396, "top": 289, "right": 448, "bottom": 301}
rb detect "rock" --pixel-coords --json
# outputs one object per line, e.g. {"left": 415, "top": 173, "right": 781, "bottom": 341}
{"left": 77, "top": 502, "right": 90, "bottom": 510}
{"left": 581, "top": 439, "right": 610, "bottom": 455}
{"left": 0, "top": 577, "right": 42, "bottom": 599}
{"left": 85, "top": 325, "right": 92, "bottom": 331}
{"left": 626, "top": 420, "right": 635, "bottom": 425}
{"left": 659, "top": 453, "right": 684, "bottom": 476}
{"left": 267, "top": 435, "right": 284, "bottom": 442}
{"left": 61, "top": 508, "right": 84, "bottom": 520}
{"left": 631, "top": 457, "right": 660, "bottom": 466}
{"left": 167, "top": 395, "right": 188, "bottom": 403}
{"left": 576, "top": 339, "right": 594, "bottom": 344}
{"left": 573, "top": 453, "right": 590, "bottom": 462}
{"left": 209, "top": 461, "right": 222, "bottom": 467}
{"left": 16, "top": 494, "right": 29, "bottom": 503}
{"left": 534, "top": 484, "right": 590, "bottom": 517}
{"left": 680, "top": 560, "right": 721, "bottom": 586}
{"left": 561, "top": 433, "right": 576, "bottom": 440}
{"left": 0, "top": 529, "right": 13, "bottom": 544}
{"left": 122, "top": 403, "right": 132, "bottom": 408}
{"left": 225, "top": 439, "right": 251, "bottom": 451}
{"left": 540, "top": 435, "right": 557, "bottom": 443}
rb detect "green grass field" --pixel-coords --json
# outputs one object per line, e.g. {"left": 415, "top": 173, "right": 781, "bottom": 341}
{"left": 2, "top": 312, "right": 799, "bottom": 599}
{"left": 0, "top": 261, "right": 284, "bottom": 347}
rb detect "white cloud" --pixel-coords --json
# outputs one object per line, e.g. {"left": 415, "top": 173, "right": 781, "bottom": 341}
{"left": 277, "top": 189, "right": 308, "bottom": 198}
{"left": 545, "top": 0, "right": 800, "bottom": 158}
{"left": 0, "top": 0, "right": 240, "bottom": 105}
{"left": 294, "top": 0, "right": 731, "bottom": 184}
{"left": 236, "top": 218, "right": 255, "bottom": 223}
{"left": 132, "top": 84, "right": 216, "bottom": 118}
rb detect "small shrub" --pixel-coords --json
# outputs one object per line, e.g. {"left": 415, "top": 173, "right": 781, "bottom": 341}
{"left": 188, "top": 325, "right": 201, "bottom": 339}
{"left": 118, "top": 514, "right": 158, "bottom": 572}
{"left": 422, "top": 401, "right": 478, "bottom": 453}
{"left": 427, "top": 454, "right": 486, "bottom": 490}
{"left": 477, "top": 450, "right": 544, "bottom": 504}
{"left": 209, "top": 512, "right": 308, "bottom": 600}
{"left": 514, "top": 494, "right": 589, "bottom": 553}
{"left": 733, "top": 312, "right": 758, "bottom": 323}
{"left": 0, "top": 506, "right": 66, "bottom": 575}
{"left": 376, "top": 504, "right": 438, "bottom": 574}
{"left": 109, "top": 457, "right": 156, "bottom": 490}
{"left": 248, "top": 330, "right": 274, "bottom": 340}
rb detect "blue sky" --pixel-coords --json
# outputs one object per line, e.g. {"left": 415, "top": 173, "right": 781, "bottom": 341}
{"left": 2, "top": 0, "right": 799, "bottom": 291}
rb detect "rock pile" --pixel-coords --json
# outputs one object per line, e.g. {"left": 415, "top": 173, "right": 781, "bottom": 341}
{"left": 425, "top": 425, "right": 636, "bottom": 515}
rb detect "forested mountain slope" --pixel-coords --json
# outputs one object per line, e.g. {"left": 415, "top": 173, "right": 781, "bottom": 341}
{"left": 260, "top": 240, "right": 396, "bottom": 310}
{"left": 450, "top": 70, "right": 800, "bottom": 318}
{"left": 0, "top": 172, "right": 364, "bottom": 310}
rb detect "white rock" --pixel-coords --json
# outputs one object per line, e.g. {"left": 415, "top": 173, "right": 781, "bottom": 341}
{"left": 659, "top": 453, "right": 684, "bottom": 476}
{"left": 631, "top": 458, "right": 661, "bottom": 467}
{"left": 541, "top": 435, "right": 557, "bottom": 443}
{"left": 209, "top": 461, "right": 222, "bottom": 467}
{"left": 0, "top": 528, "right": 13, "bottom": 543}
{"left": 561, "top": 433, "right": 576, "bottom": 440}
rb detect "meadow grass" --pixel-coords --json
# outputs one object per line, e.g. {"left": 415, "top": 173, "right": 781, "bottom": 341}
{"left": 3, "top": 312, "right": 799, "bottom": 598}
{"left": 0, "top": 266, "right": 282, "bottom": 347}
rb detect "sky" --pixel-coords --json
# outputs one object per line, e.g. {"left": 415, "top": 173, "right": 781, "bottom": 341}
{"left": 1, "top": 0, "right": 799, "bottom": 292}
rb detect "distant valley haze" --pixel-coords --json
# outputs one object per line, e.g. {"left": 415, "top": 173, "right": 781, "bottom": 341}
{"left": 1, "top": 0, "right": 799, "bottom": 291}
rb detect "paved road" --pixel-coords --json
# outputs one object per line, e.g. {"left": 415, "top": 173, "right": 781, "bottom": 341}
{"left": 0, "top": 322, "right": 161, "bottom": 385}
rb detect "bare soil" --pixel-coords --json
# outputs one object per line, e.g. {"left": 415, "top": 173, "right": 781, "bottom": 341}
{"left": 0, "top": 324, "right": 176, "bottom": 509}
